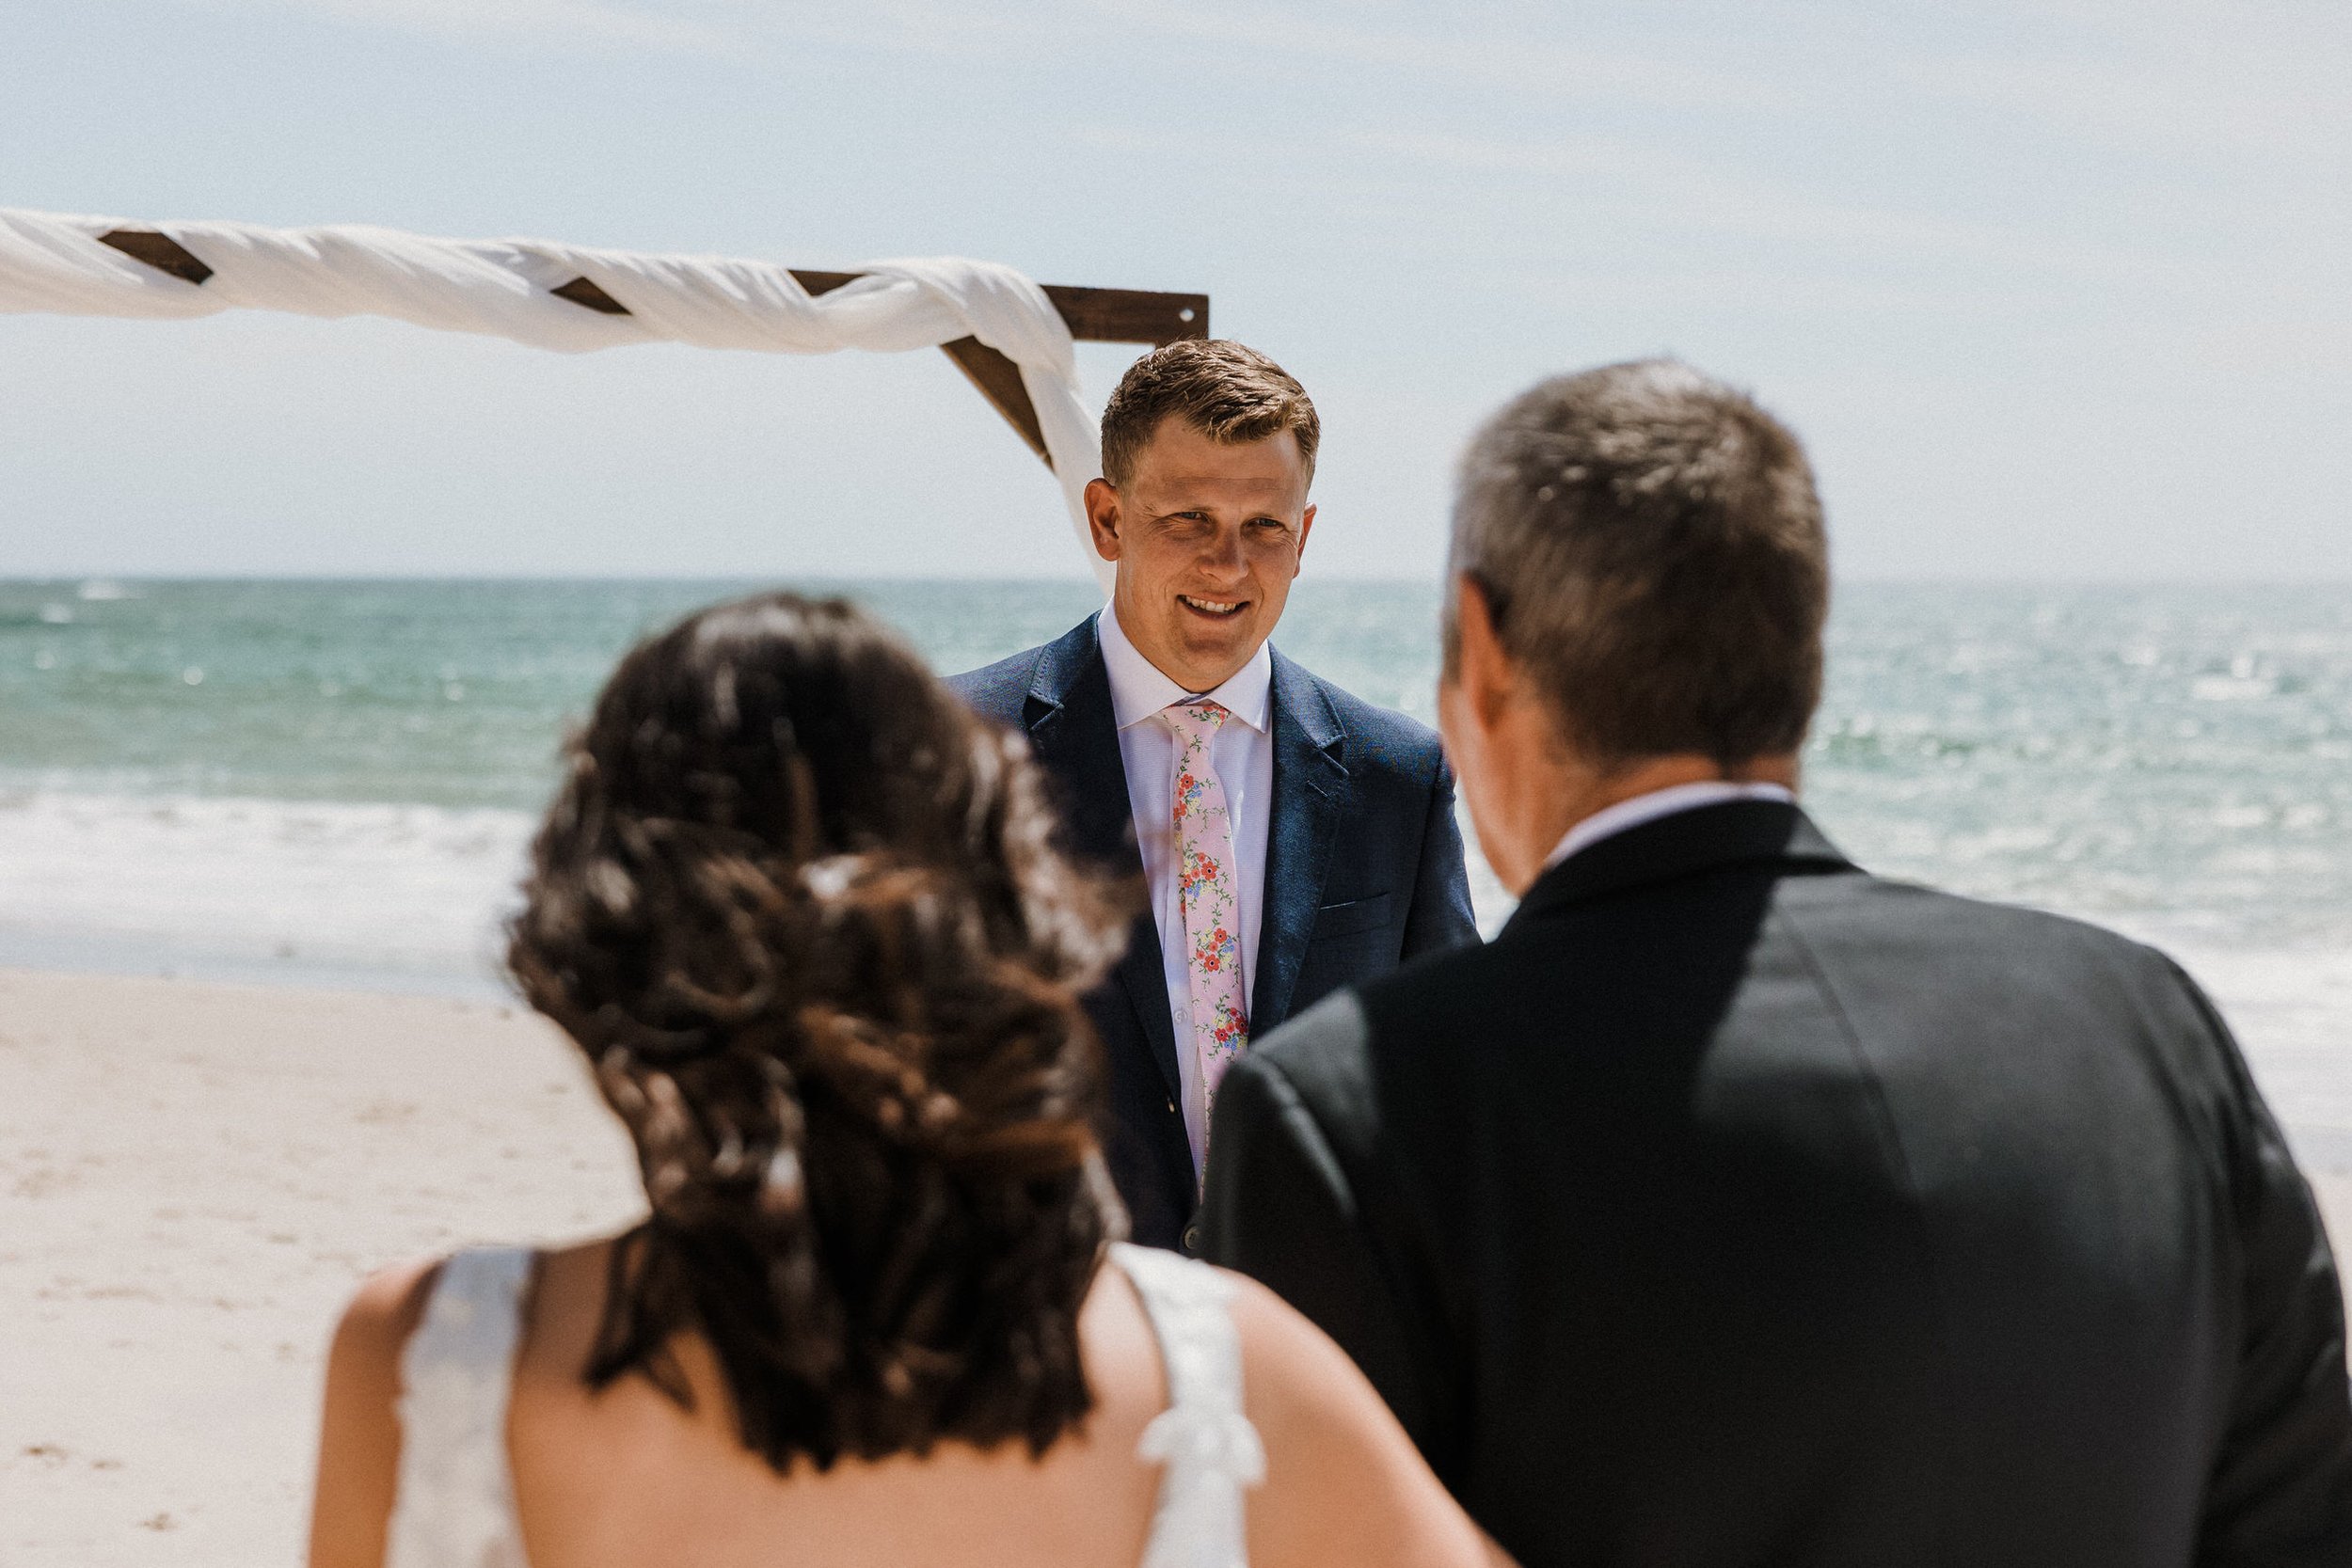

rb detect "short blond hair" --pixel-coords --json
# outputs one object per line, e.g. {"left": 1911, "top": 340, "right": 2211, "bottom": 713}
{"left": 1099, "top": 340, "right": 1320, "bottom": 489}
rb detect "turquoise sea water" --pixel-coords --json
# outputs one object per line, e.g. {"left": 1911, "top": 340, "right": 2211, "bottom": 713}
{"left": 3, "top": 577, "right": 2349, "bottom": 1151}
{"left": 4, "top": 578, "right": 2347, "bottom": 937}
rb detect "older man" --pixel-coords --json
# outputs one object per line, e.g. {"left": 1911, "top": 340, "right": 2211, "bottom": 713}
{"left": 951, "top": 340, "right": 1476, "bottom": 1253}
{"left": 1202, "top": 360, "right": 2352, "bottom": 1565}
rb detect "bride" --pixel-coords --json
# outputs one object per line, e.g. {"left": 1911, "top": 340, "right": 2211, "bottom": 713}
{"left": 306, "top": 591, "right": 1501, "bottom": 1568}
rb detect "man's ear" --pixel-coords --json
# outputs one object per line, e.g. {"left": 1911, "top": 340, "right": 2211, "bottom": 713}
{"left": 1293, "top": 502, "right": 1316, "bottom": 570}
{"left": 1084, "top": 478, "right": 1122, "bottom": 562}
{"left": 1452, "top": 574, "right": 1515, "bottom": 730}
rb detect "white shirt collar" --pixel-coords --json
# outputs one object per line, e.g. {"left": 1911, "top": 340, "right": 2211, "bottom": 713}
{"left": 1542, "top": 780, "right": 1797, "bottom": 873}
{"left": 1097, "top": 601, "right": 1273, "bottom": 735}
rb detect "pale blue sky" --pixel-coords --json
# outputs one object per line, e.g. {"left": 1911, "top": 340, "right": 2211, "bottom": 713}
{"left": 3, "top": 0, "right": 2345, "bottom": 579}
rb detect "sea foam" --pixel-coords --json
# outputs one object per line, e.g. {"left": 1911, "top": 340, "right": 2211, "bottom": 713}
{"left": 0, "top": 788, "right": 532, "bottom": 992}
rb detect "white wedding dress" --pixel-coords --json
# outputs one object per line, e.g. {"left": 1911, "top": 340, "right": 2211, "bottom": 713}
{"left": 383, "top": 1242, "right": 1265, "bottom": 1568}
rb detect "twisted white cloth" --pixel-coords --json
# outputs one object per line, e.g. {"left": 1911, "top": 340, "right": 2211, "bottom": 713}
{"left": 0, "top": 206, "right": 1108, "bottom": 585}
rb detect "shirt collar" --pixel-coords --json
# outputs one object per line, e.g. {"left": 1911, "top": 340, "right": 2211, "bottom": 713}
{"left": 1542, "top": 780, "right": 1798, "bottom": 873}
{"left": 1096, "top": 601, "right": 1273, "bottom": 735}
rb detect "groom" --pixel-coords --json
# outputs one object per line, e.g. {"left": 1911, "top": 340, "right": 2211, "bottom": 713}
{"left": 951, "top": 340, "right": 1477, "bottom": 1252}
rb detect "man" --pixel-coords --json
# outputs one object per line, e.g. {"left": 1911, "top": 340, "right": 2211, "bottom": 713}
{"left": 1202, "top": 360, "right": 2352, "bottom": 1565}
{"left": 951, "top": 340, "right": 1476, "bottom": 1254}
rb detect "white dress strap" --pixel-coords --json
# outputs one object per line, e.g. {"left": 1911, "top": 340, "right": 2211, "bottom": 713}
{"left": 1113, "top": 1242, "right": 1266, "bottom": 1568}
{"left": 385, "top": 1245, "right": 536, "bottom": 1568}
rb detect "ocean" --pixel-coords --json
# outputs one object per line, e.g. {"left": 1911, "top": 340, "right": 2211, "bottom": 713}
{"left": 4, "top": 577, "right": 2348, "bottom": 1164}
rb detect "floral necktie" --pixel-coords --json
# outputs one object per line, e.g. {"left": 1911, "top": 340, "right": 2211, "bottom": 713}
{"left": 1165, "top": 700, "right": 1249, "bottom": 1163}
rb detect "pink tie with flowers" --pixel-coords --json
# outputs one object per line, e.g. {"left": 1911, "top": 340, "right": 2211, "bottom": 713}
{"left": 1165, "top": 700, "right": 1249, "bottom": 1162}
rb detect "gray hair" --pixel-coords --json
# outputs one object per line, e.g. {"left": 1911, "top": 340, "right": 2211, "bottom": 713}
{"left": 1445, "top": 358, "right": 1830, "bottom": 767}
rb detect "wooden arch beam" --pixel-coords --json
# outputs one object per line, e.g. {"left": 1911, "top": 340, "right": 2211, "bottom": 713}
{"left": 94, "top": 228, "right": 1209, "bottom": 467}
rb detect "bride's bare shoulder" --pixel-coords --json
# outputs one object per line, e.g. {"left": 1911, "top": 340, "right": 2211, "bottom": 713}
{"left": 325, "top": 1255, "right": 444, "bottom": 1394}
{"left": 324, "top": 1232, "right": 619, "bottom": 1430}
{"left": 1218, "top": 1268, "right": 1502, "bottom": 1568}
{"left": 1219, "top": 1267, "right": 1388, "bottom": 1439}
{"left": 308, "top": 1256, "right": 444, "bottom": 1568}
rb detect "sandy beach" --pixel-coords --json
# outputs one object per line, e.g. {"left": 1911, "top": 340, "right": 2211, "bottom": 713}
{"left": 4, "top": 964, "right": 2349, "bottom": 1567}
{"left": 0, "top": 969, "right": 642, "bottom": 1568}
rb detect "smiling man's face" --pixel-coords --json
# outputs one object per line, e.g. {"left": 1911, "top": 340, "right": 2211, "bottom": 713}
{"left": 1086, "top": 415, "right": 1316, "bottom": 693}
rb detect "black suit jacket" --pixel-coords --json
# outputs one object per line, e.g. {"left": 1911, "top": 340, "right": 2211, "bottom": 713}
{"left": 1203, "top": 800, "right": 2352, "bottom": 1567}
{"left": 950, "top": 616, "right": 1477, "bottom": 1252}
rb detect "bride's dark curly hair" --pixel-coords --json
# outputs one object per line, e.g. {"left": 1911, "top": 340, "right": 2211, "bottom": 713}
{"left": 508, "top": 591, "right": 1128, "bottom": 1473}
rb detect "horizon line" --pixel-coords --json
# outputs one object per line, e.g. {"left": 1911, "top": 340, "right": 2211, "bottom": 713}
{"left": 5, "top": 571, "right": 2350, "bottom": 590}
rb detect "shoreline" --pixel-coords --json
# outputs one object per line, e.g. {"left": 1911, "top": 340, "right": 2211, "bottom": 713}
{"left": 4, "top": 962, "right": 2350, "bottom": 1564}
{"left": 12, "top": 901, "right": 2351, "bottom": 1173}
{"left": 0, "top": 927, "right": 513, "bottom": 1003}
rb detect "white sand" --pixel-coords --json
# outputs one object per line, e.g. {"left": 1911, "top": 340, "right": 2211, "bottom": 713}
{"left": 0, "top": 970, "right": 641, "bottom": 1567}
{"left": 2, "top": 966, "right": 2347, "bottom": 1566}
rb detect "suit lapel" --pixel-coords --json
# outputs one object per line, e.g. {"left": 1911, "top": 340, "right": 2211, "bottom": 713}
{"left": 1021, "top": 619, "right": 1184, "bottom": 1106}
{"left": 1250, "top": 651, "right": 1348, "bottom": 1032}
{"left": 1021, "top": 622, "right": 1135, "bottom": 865}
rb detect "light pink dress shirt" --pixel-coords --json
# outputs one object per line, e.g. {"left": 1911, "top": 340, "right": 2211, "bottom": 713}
{"left": 1097, "top": 604, "right": 1274, "bottom": 1176}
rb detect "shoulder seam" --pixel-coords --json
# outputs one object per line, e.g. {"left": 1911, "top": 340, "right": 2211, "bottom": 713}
{"left": 1773, "top": 902, "right": 1964, "bottom": 1487}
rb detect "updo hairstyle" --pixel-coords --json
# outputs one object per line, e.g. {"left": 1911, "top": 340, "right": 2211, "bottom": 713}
{"left": 508, "top": 592, "right": 1126, "bottom": 1473}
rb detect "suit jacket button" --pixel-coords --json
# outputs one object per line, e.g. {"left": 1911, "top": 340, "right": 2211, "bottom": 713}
{"left": 1183, "top": 1223, "right": 1202, "bottom": 1253}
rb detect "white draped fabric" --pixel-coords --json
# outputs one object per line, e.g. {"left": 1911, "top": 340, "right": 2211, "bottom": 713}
{"left": 0, "top": 207, "right": 1109, "bottom": 585}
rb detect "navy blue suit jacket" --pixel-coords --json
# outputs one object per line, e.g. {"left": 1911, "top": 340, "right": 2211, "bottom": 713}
{"left": 949, "top": 616, "right": 1477, "bottom": 1251}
